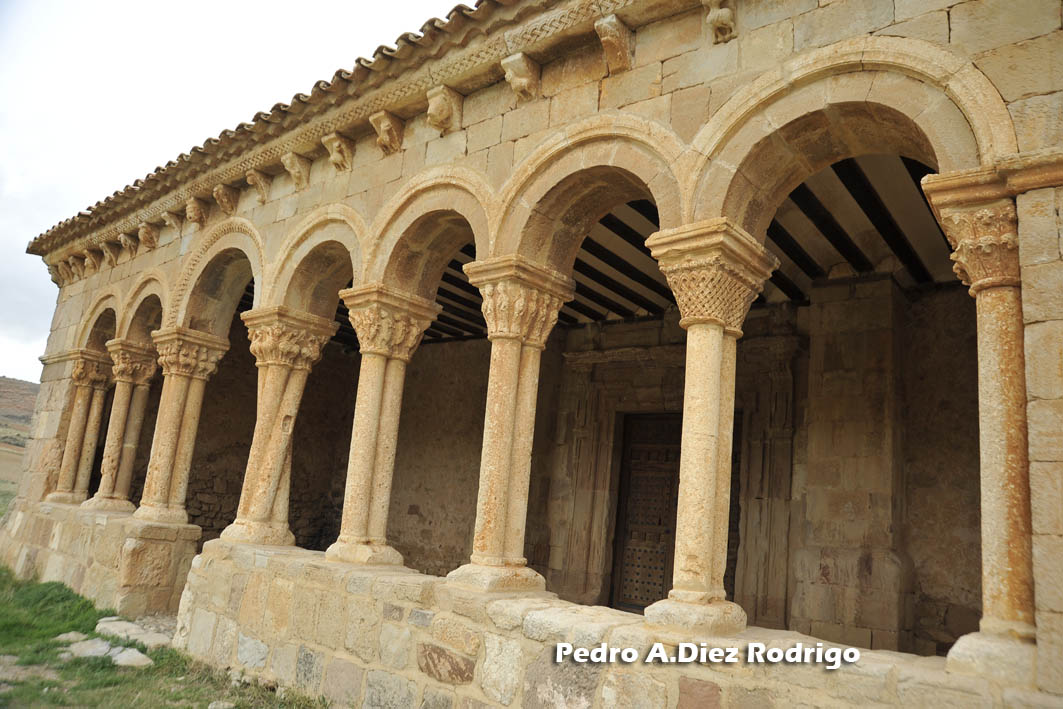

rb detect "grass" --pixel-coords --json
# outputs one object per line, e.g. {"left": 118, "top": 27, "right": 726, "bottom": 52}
{"left": 0, "top": 567, "right": 330, "bottom": 708}
{"left": 0, "top": 481, "right": 16, "bottom": 518}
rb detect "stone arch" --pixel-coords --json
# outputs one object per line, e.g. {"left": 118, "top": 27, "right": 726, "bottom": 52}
{"left": 76, "top": 291, "right": 120, "bottom": 352}
{"left": 166, "top": 218, "right": 265, "bottom": 335}
{"left": 117, "top": 271, "right": 168, "bottom": 344}
{"left": 690, "top": 36, "right": 1018, "bottom": 235}
{"left": 368, "top": 169, "right": 494, "bottom": 298}
{"left": 495, "top": 113, "right": 687, "bottom": 272}
{"left": 266, "top": 204, "right": 367, "bottom": 318}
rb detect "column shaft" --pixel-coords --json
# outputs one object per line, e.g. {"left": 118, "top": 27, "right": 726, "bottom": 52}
{"left": 167, "top": 375, "right": 208, "bottom": 521}
{"left": 710, "top": 332, "right": 739, "bottom": 598}
{"left": 95, "top": 379, "right": 133, "bottom": 498}
{"left": 50, "top": 383, "right": 92, "bottom": 498}
{"left": 137, "top": 373, "right": 191, "bottom": 513}
{"left": 368, "top": 357, "right": 408, "bottom": 543}
{"left": 73, "top": 385, "right": 108, "bottom": 499}
{"left": 335, "top": 352, "right": 387, "bottom": 546}
{"left": 502, "top": 344, "right": 543, "bottom": 563}
{"left": 114, "top": 383, "right": 152, "bottom": 502}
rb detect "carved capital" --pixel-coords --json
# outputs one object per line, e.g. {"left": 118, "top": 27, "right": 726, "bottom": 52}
{"left": 71, "top": 352, "right": 113, "bottom": 389}
{"left": 427, "top": 86, "right": 463, "bottom": 135}
{"left": 244, "top": 169, "right": 272, "bottom": 204}
{"left": 151, "top": 328, "right": 230, "bottom": 380}
{"left": 212, "top": 184, "right": 240, "bottom": 215}
{"left": 647, "top": 219, "right": 778, "bottom": 333}
{"left": 939, "top": 199, "right": 1020, "bottom": 294}
{"left": 501, "top": 53, "right": 540, "bottom": 102}
{"left": 370, "top": 111, "right": 404, "bottom": 155}
{"left": 594, "top": 15, "right": 634, "bottom": 74}
{"left": 138, "top": 222, "right": 159, "bottom": 250}
{"left": 465, "top": 256, "right": 575, "bottom": 348}
{"left": 186, "top": 197, "right": 209, "bottom": 227}
{"left": 322, "top": 132, "right": 355, "bottom": 171}
{"left": 703, "top": 0, "right": 736, "bottom": 44}
{"left": 281, "top": 152, "right": 312, "bottom": 190}
{"left": 342, "top": 285, "right": 440, "bottom": 362}
{"left": 241, "top": 307, "right": 338, "bottom": 371}
{"left": 105, "top": 339, "right": 158, "bottom": 385}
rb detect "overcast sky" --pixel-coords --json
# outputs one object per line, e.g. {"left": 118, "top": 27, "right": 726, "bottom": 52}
{"left": 0, "top": 0, "right": 453, "bottom": 382}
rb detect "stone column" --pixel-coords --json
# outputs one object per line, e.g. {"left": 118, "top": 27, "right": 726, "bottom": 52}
{"left": 643, "top": 219, "right": 777, "bottom": 634}
{"left": 326, "top": 285, "right": 438, "bottom": 565}
{"left": 447, "top": 256, "right": 574, "bottom": 592}
{"left": 45, "top": 352, "right": 113, "bottom": 504}
{"left": 134, "top": 328, "right": 228, "bottom": 524}
{"left": 220, "top": 307, "right": 337, "bottom": 546}
{"left": 937, "top": 199, "right": 1038, "bottom": 682}
{"left": 83, "top": 340, "right": 157, "bottom": 511}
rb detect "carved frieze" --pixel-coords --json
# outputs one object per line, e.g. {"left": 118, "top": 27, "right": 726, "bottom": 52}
{"left": 594, "top": 15, "right": 634, "bottom": 74}
{"left": 212, "top": 184, "right": 240, "bottom": 216}
{"left": 501, "top": 53, "right": 540, "bottom": 102}
{"left": 370, "top": 111, "right": 404, "bottom": 155}
{"left": 427, "top": 86, "right": 463, "bottom": 135}
{"left": 322, "top": 132, "right": 355, "bottom": 172}
{"left": 245, "top": 169, "right": 272, "bottom": 204}
{"left": 939, "top": 199, "right": 1021, "bottom": 294}
{"left": 281, "top": 152, "right": 312, "bottom": 190}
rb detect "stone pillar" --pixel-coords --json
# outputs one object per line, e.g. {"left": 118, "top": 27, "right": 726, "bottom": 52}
{"left": 45, "top": 351, "right": 112, "bottom": 504}
{"left": 936, "top": 198, "right": 1038, "bottom": 683}
{"left": 447, "top": 256, "right": 574, "bottom": 592}
{"left": 642, "top": 219, "right": 776, "bottom": 634}
{"left": 134, "top": 328, "right": 228, "bottom": 525}
{"left": 83, "top": 340, "right": 157, "bottom": 512}
{"left": 326, "top": 285, "right": 438, "bottom": 565}
{"left": 220, "top": 307, "right": 337, "bottom": 546}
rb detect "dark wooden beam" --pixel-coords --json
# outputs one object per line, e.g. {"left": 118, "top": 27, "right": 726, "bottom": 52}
{"left": 437, "top": 313, "right": 484, "bottom": 336}
{"left": 574, "top": 280, "right": 636, "bottom": 318}
{"left": 767, "top": 220, "right": 825, "bottom": 280}
{"left": 436, "top": 299, "right": 486, "bottom": 329}
{"left": 599, "top": 214, "right": 653, "bottom": 259}
{"left": 573, "top": 258, "right": 663, "bottom": 314}
{"left": 429, "top": 320, "right": 465, "bottom": 338}
{"left": 901, "top": 157, "right": 951, "bottom": 250}
{"left": 565, "top": 297, "right": 606, "bottom": 321}
{"left": 442, "top": 270, "right": 481, "bottom": 297}
{"left": 788, "top": 183, "right": 874, "bottom": 273}
{"left": 770, "top": 271, "right": 808, "bottom": 303}
{"left": 436, "top": 286, "right": 483, "bottom": 314}
{"left": 832, "top": 159, "right": 932, "bottom": 283}
{"left": 628, "top": 200, "right": 660, "bottom": 228}
{"left": 580, "top": 237, "right": 674, "bottom": 301}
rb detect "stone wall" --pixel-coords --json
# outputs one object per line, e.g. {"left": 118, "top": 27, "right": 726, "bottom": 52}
{"left": 173, "top": 538, "right": 1031, "bottom": 708}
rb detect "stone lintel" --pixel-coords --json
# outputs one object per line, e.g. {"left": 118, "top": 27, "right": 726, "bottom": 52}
{"left": 40, "top": 348, "right": 114, "bottom": 368}
{"left": 339, "top": 284, "right": 441, "bottom": 325}
{"left": 240, "top": 305, "right": 339, "bottom": 341}
{"left": 463, "top": 255, "right": 574, "bottom": 303}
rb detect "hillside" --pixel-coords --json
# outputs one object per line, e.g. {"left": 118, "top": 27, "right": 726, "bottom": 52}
{"left": 0, "top": 377, "right": 38, "bottom": 448}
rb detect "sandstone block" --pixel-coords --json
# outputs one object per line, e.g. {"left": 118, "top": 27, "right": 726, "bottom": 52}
{"left": 270, "top": 643, "right": 298, "bottom": 685}
{"left": 738, "top": 0, "right": 817, "bottom": 29}
{"left": 482, "top": 632, "right": 523, "bottom": 705}
{"left": 1017, "top": 188, "right": 1063, "bottom": 267}
{"left": 431, "top": 614, "right": 482, "bottom": 656}
{"left": 417, "top": 643, "right": 475, "bottom": 685}
{"left": 236, "top": 633, "right": 268, "bottom": 669}
{"left": 323, "top": 656, "right": 364, "bottom": 707}
{"left": 295, "top": 645, "right": 323, "bottom": 690}
{"left": 365, "top": 669, "right": 416, "bottom": 708}
{"left": 601, "top": 63, "right": 662, "bottom": 110}
{"left": 1029, "top": 398, "right": 1063, "bottom": 461}
{"left": 112, "top": 647, "right": 153, "bottom": 668}
{"left": 793, "top": 0, "right": 893, "bottom": 51}
{"left": 1009, "top": 92, "right": 1063, "bottom": 152}
{"left": 975, "top": 31, "right": 1063, "bottom": 102}
{"left": 522, "top": 648, "right": 602, "bottom": 709}
{"left": 635, "top": 9, "right": 704, "bottom": 67}
{"left": 874, "top": 11, "right": 949, "bottom": 45}
{"left": 380, "top": 622, "right": 411, "bottom": 669}
{"left": 677, "top": 676, "right": 722, "bottom": 709}
{"left": 950, "top": 0, "right": 1061, "bottom": 55}
{"left": 601, "top": 672, "right": 668, "bottom": 709}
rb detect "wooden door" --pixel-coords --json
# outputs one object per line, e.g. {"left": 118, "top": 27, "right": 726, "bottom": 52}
{"left": 610, "top": 414, "right": 682, "bottom": 613}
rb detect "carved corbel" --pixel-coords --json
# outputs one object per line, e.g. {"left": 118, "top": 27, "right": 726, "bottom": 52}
{"left": 501, "top": 53, "right": 540, "bottom": 102}
{"left": 162, "top": 211, "right": 183, "bottom": 231}
{"left": 594, "top": 15, "right": 634, "bottom": 74}
{"left": 281, "top": 152, "right": 312, "bottom": 190}
{"left": 100, "top": 241, "right": 121, "bottom": 267}
{"left": 186, "top": 197, "right": 209, "bottom": 227}
{"left": 67, "top": 255, "right": 85, "bottom": 280}
{"left": 369, "top": 111, "right": 404, "bottom": 155}
{"left": 138, "top": 222, "right": 159, "bottom": 250}
{"left": 118, "top": 233, "right": 139, "bottom": 258}
{"left": 322, "top": 132, "right": 355, "bottom": 171}
{"left": 47, "top": 263, "right": 63, "bottom": 286}
{"left": 57, "top": 262, "right": 73, "bottom": 284}
{"left": 703, "top": 0, "right": 735, "bottom": 44}
{"left": 82, "top": 249, "right": 103, "bottom": 273}
{"left": 246, "top": 169, "right": 272, "bottom": 204}
{"left": 427, "top": 86, "right": 463, "bottom": 135}
{"left": 212, "top": 184, "right": 240, "bottom": 215}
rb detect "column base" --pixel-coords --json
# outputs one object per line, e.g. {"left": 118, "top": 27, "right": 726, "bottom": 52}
{"left": 325, "top": 539, "right": 404, "bottom": 566}
{"left": 445, "top": 562, "right": 546, "bottom": 593}
{"left": 946, "top": 631, "right": 1037, "bottom": 687}
{"left": 644, "top": 598, "right": 747, "bottom": 636}
{"left": 219, "top": 518, "right": 295, "bottom": 547}
{"left": 44, "top": 491, "right": 87, "bottom": 505}
{"left": 133, "top": 503, "right": 189, "bottom": 525}
{"left": 81, "top": 496, "right": 135, "bottom": 513}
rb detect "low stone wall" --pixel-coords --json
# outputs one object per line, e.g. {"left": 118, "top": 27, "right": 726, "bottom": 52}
{"left": 174, "top": 540, "right": 1047, "bottom": 708}
{"left": 0, "top": 500, "right": 199, "bottom": 616}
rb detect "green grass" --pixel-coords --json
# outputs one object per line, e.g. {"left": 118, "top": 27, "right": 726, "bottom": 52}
{"left": 0, "top": 481, "right": 16, "bottom": 518}
{"left": 0, "top": 568, "right": 330, "bottom": 708}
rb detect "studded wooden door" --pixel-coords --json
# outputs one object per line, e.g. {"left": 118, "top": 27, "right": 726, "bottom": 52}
{"left": 610, "top": 414, "right": 682, "bottom": 613}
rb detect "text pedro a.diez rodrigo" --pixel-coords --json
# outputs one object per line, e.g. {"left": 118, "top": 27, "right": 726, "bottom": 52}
{"left": 555, "top": 641, "right": 861, "bottom": 670}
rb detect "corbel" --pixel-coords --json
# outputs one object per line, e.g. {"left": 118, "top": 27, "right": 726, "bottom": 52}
{"left": 426, "top": 86, "right": 463, "bottom": 135}
{"left": 246, "top": 169, "right": 272, "bottom": 204}
{"left": 703, "top": 0, "right": 736, "bottom": 44}
{"left": 118, "top": 233, "right": 139, "bottom": 258}
{"left": 162, "top": 211, "right": 183, "bottom": 231}
{"left": 281, "top": 152, "right": 312, "bottom": 190}
{"left": 594, "top": 15, "right": 634, "bottom": 74}
{"left": 501, "top": 53, "right": 540, "bottom": 102}
{"left": 370, "top": 111, "right": 404, "bottom": 155}
{"left": 67, "top": 255, "right": 85, "bottom": 280}
{"left": 322, "top": 132, "right": 355, "bottom": 171}
{"left": 138, "top": 222, "right": 160, "bottom": 250}
{"left": 57, "top": 262, "right": 73, "bottom": 284}
{"left": 186, "top": 197, "right": 209, "bottom": 227}
{"left": 212, "top": 184, "right": 240, "bottom": 215}
{"left": 47, "top": 263, "right": 63, "bottom": 287}
{"left": 82, "top": 249, "right": 103, "bottom": 273}
{"left": 100, "top": 241, "right": 121, "bottom": 267}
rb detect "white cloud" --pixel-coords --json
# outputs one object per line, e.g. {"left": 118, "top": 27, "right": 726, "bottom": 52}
{"left": 0, "top": 0, "right": 453, "bottom": 382}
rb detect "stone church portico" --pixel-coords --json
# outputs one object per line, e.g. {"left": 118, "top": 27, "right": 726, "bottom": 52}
{"left": 2, "top": 0, "right": 1063, "bottom": 705}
